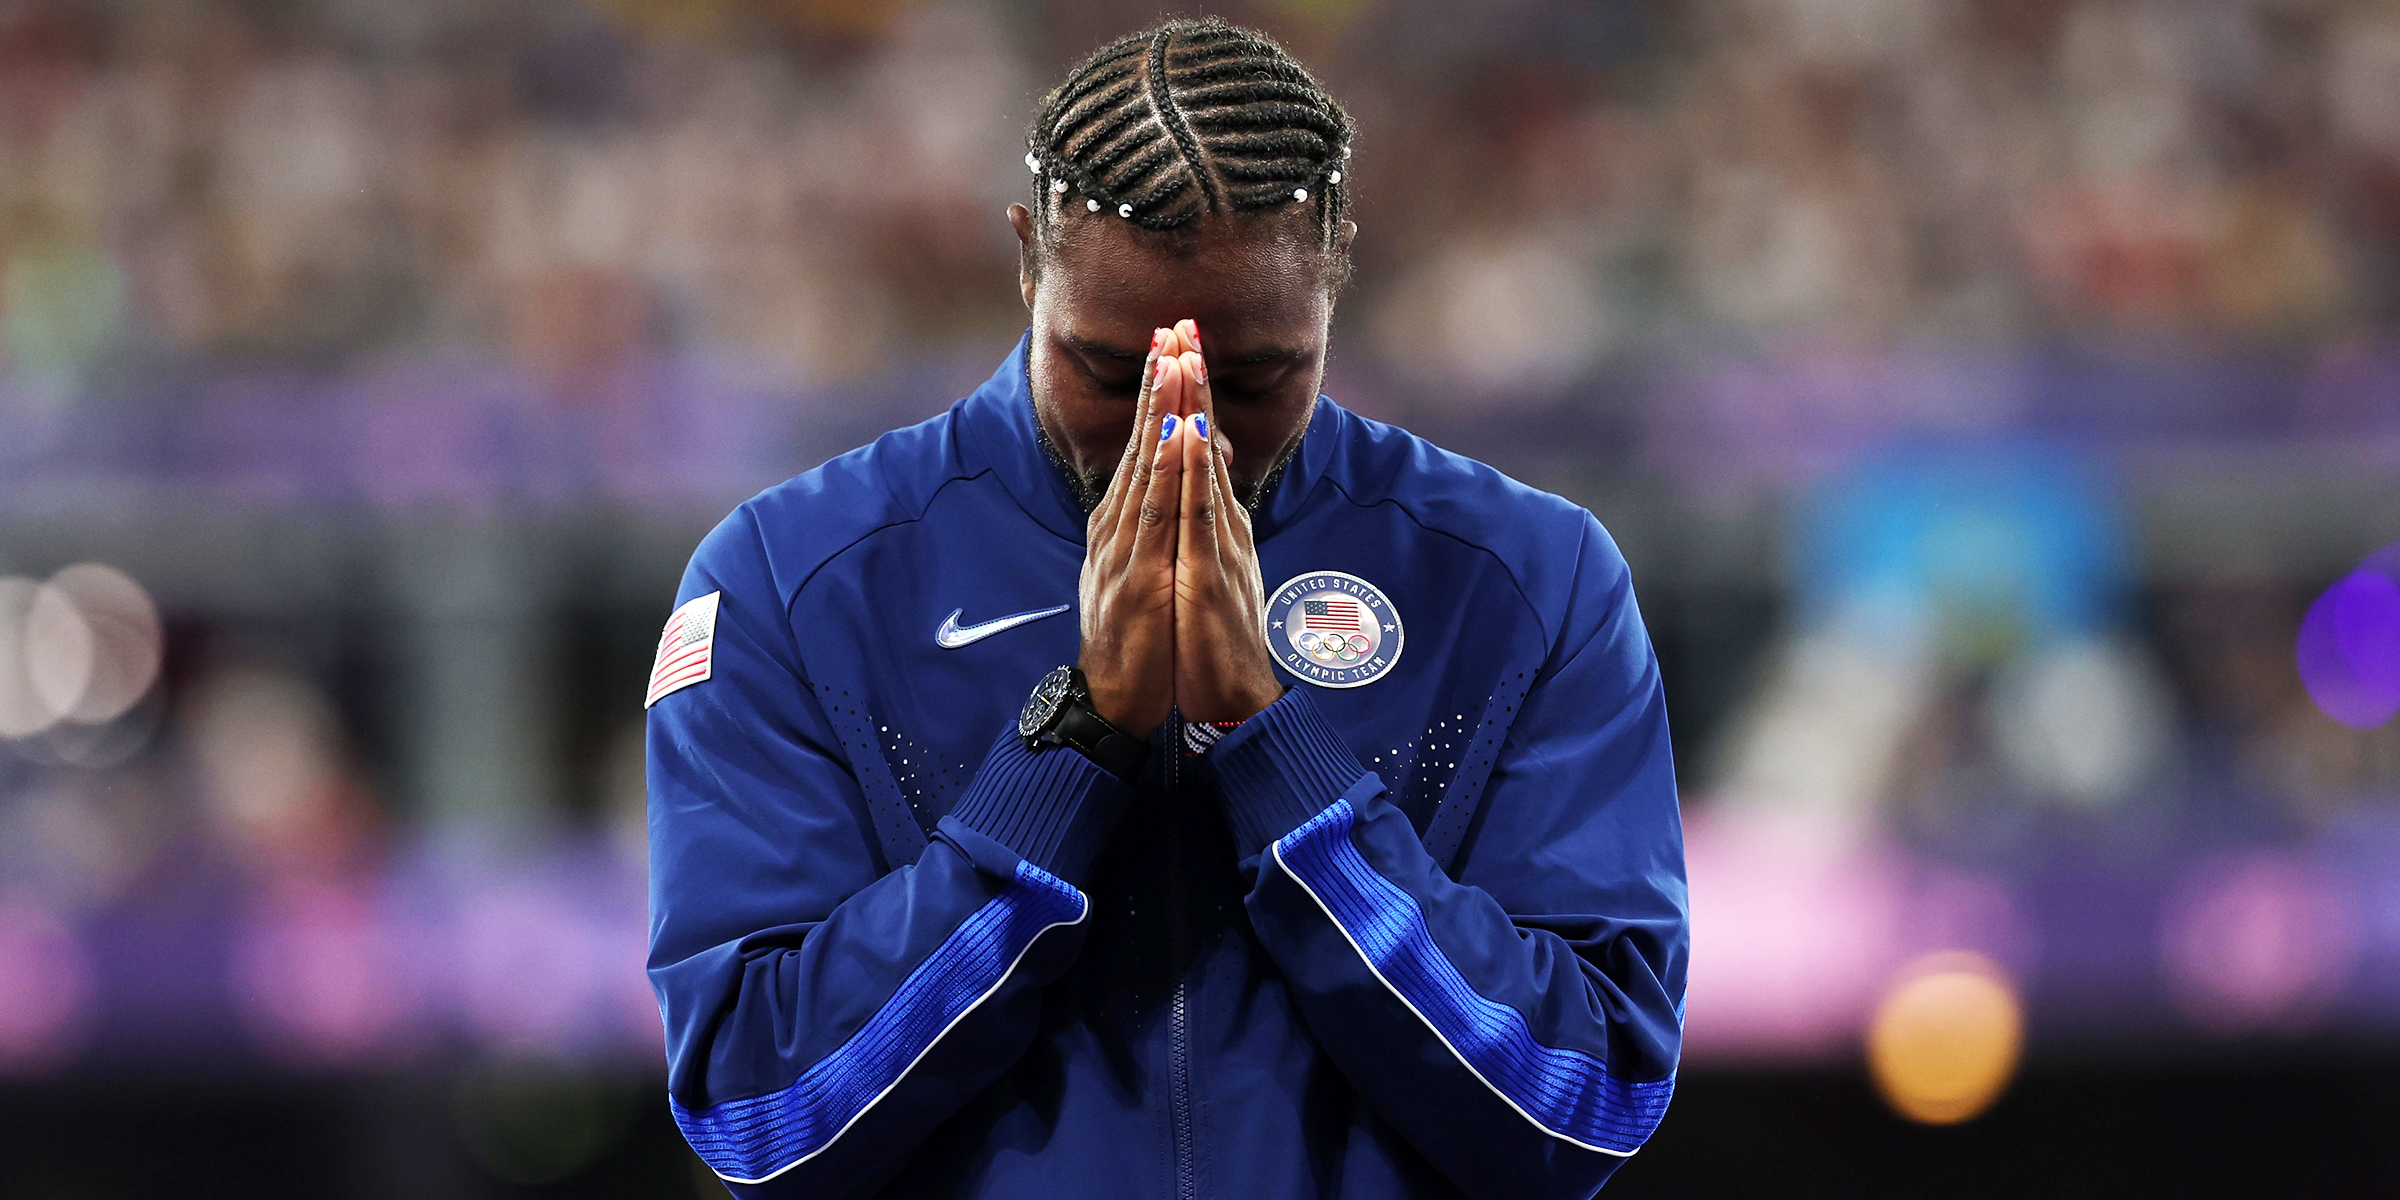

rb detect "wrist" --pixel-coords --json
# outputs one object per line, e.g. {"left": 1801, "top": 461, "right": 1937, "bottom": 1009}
{"left": 1232, "top": 676, "right": 1286, "bottom": 721}
{"left": 1076, "top": 654, "right": 1166, "bottom": 736}
{"left": 1082, "top": 681, "right": 1155, "bottom": 737}
{"left": 1185, "top": 664, "right": 1284, "bottom": 724}
{"left": 1021, "top": 665, "right": 1149, "bottom": 782}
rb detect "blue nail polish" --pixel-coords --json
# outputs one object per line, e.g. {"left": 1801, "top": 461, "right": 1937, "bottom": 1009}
{"left": 1193, "top": 413, "right": 1208, "bottom": 440}
{"left": 1160, "top": 414, "right": 1177, "bottom": 441}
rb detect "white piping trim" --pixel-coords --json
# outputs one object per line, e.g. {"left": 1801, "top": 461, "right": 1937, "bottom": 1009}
{"left": 708, "top": 886, "right": 1090, "bottom": 1184}
{"left": 1271, "top": 831, "right": 1636, "bottom": 1158}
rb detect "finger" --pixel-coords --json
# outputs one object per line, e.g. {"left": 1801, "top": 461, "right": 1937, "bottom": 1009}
{"left": 1097, "top": 330, "right": 1170, "bottom": 542}
{"left": 1203, "top": 428, "right": 1264, "bottom": 614}
{"left": 1108, "top": 329, "right": 1170, "bottom": 495}
{"left": 1177, "top": 380, "right": 1214, "bottom": 568}
{"left": 1111, "top": 329, "right": 1172, "bottom": 491}
{"left": 1177, "top": 350, "right": 1221, "bottom": 563}
{"left": 1159, "top": 338, "right": 1197, "bottom": 419}
{"left": 1126, "top": 327, "right": 1171, "bottom": 464}
{"left": 1202, "top": 391, "right": 1256, "bottom": 555}
{"left": 1116, "top": 351, "right": 1182, "bottom": 551}
{"left": 1175, "top": 341, "right": 1220, "bottom": 469}
{"left": 1183, "top": 344, "right": 1212, "bottom": 427}
{"left": 1180, "top": 347, "right": 1250, "bottom": 558}
{"left": 1130, "top": 362, "right": 1186, "bottom": 569}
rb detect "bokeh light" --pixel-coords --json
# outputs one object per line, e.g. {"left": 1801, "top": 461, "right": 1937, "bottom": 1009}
{"left": 1682, "top": 810, "right": 1902, "bottom": 1059}
{"left": 48, "top": 563, "right": 164, "bottom": 725}
{"left": 232, "top": 879, "right": 416, "bottom": 1066}
{"left": 188, "top": 666, "right": 365, "bottom": 877}
{"left": 2296, "top": 563, "right": 2400, "bottom": 730}
{"left": 1987, "top": 637, "right": 2172, "bottom": 808}
{"left": 1866, "top": 951, "right": 2024, "bottom": 1126}
{"left": 21, "top": 580, "right": 94, "bottom": 725}
{"left": 2160, "top": 853, "right": 2359, "bottom": 1035}
{"left": 0, "top": 565, "right": 164, "bottom": 741}
{"left": 0, "top": 578, "right": 63, "bottom": 737}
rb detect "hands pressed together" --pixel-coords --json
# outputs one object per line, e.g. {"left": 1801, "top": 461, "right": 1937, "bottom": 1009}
{"left": 1077, "top": 320, "right": 1285, "bottom": 736}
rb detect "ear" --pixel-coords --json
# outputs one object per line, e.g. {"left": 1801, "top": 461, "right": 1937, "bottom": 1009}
{"left": 1008, "top": 203, "right": 1038, "bottom": 310}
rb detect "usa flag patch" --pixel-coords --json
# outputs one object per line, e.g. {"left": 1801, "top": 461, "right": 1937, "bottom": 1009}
{"left": 646, "top": 592, "right": 720, "bottom": 708}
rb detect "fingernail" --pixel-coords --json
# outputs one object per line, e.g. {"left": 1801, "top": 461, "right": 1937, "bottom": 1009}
{"left": 1160, "top": 414, "right": 1177, "bottom": 441}
{"left": 1152, "top": 328, "right": 1167, "bottom": 352}
{"left": 1191, "top": 355, "right": 1208, "bottom": 386}
{"left": 1184, "top": 321, "right": 1201, "bottom": 350}
{"left": 1154, "top": 357, "right": 1170, "bottom": 384}
{"left": 1193, "top": 413, "right": 1208, "bottom": 440}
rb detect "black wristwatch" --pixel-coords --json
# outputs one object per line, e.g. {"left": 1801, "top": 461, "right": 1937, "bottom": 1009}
{"left": 1018, "top": 665, "right": 1147, "bottom": 782}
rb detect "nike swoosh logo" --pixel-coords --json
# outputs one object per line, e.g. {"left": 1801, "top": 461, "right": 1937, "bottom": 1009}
{"left": 935, "top": 603, "right": 1072, "bottom": 649}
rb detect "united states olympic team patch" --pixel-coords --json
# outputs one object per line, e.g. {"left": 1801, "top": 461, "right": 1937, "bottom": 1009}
{"left": 646, "top": 591, "right": 720, "bottom": 708}
{"left": 1265, "top": 571, "right": 1403, "bottom": 688}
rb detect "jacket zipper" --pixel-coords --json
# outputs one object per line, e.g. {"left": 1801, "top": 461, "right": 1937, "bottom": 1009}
{"left": 1164, "top": 711, "right": 1197, "bottom": 1200}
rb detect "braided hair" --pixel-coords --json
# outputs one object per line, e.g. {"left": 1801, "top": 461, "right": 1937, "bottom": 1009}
{"left": 1025, "top": 18, "right": 1355, "bottom": 271}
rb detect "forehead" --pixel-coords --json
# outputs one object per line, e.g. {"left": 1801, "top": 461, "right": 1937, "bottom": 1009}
{"left": 1041, "top": 207, "right": 1328, "bottom": 345}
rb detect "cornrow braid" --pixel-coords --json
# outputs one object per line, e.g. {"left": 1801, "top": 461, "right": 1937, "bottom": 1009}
{"left": 1026, "top": 18, "right": 1354, "bottom": 256}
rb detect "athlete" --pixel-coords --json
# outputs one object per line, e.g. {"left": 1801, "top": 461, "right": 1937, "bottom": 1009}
{"left": 645, "top": 19, "right": 1687, "bottom": 1200}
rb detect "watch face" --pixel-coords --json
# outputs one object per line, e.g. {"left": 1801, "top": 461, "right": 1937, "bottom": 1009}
{"left": 1019, "top": 666, "right": 1075, "bottom": 738}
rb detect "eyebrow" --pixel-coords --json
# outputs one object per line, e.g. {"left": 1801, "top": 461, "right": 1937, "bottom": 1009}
{"left": 1060, "top": 333, "right": 1310, "bottom": 367}
{"left": 1061, "top": 333, "right": 1140, "bottom": 361}
{"left": 1225, "top": 346, "right": 1310, "bottom": 368}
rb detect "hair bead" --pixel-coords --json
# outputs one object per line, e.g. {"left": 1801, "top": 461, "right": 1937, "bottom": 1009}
{"left": 1292, "top": 187, "right": 1308, "bottom": 202}
{"left": 1051, "top": 178, "right": 1067, "bottom": 193}
{"left": 1025, "top": 151, "right": 1039, "bottom": 172}
{"left": 1118, "top": 203, "right": 1134, "bottom": 218}
{"left": 1086, "top": 198, "right": 1100, "bottom": 212}
{"left": 1327, "top": 171, "right": 1341, "bottom": 185}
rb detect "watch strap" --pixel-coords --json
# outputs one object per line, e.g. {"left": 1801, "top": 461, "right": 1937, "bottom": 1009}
{"left": 1049, "top": 700, "right": 1147, "bottom": 782}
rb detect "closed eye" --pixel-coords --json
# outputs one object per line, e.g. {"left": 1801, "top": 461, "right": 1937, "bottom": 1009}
{"left": 1084, "top": 363, "right": 1141, "bottom": 396}
{"left": 1059, "top": 335, "right": 1143, "bottom": 397}
{"left": 1210, "top": 362, "right": 1301, "bottom": 403}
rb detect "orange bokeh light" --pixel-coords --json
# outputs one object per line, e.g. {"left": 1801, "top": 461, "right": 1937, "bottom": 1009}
{"left": 1867, "top": 951, "right": 2024, "bottom": 1125}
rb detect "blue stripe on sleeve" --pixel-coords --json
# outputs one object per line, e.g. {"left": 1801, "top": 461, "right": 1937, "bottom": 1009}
{"left": 1272, "top": 799, "right": 1674, "bottom": 1156}
{"left": 671, "top": 860, "right": 1087, "bottom": 1183}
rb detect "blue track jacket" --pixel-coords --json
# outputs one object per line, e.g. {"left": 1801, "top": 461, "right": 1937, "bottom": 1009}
{"left": 646, "top": 338, "right": 1688, "bottom": 1200}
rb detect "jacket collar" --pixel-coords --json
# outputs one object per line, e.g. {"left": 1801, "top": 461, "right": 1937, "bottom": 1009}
{"left": 957, "top": 332, "right": 1336, "bottom": 547}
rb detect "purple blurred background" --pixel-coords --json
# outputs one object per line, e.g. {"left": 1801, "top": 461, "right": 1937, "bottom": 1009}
{"left": 2, "top": 0, "right": 2398, "bottom": 1195}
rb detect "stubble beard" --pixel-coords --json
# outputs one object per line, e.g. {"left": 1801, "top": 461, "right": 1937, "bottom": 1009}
{"left": 1034, "top": 408, "right": 1293, "bottom": 519}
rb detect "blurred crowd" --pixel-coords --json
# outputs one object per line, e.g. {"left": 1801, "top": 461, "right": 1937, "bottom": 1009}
{"left": 1, "top": 0, "right": 2396, "bottom": 415}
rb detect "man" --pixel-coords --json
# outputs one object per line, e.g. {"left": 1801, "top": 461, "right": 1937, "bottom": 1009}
{"left": 645, "top": 19, "right": 1686, "bottom": 1199}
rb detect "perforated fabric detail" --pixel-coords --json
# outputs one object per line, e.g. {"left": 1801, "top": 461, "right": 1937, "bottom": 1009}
{"left": 1423, "top": 671, "right": 1533, "bottom": 871}
{"left": 817, "top": 681, "right": 931, "bottom": 870}
{"left": 879, "top": 724, "right": 975, "bottom": 822}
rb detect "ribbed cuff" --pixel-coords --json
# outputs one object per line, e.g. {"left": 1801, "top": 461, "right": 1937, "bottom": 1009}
{"left": 945, "top": 729, "right": 1131, "bottom": 885}
{"left": 1210, "top": 688, "right": 1370, "bottom": 858}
